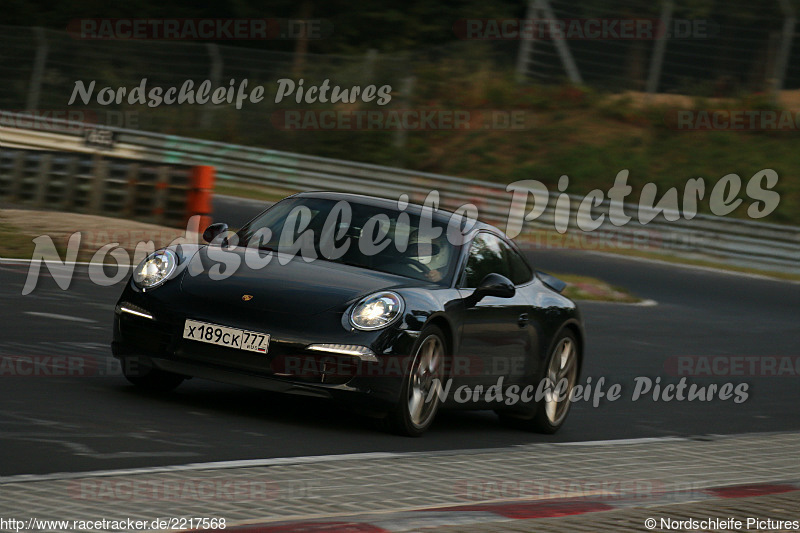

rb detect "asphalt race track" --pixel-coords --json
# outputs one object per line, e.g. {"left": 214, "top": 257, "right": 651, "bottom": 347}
{"left": 1, "top": 239, "right": 799, "bottom": 476}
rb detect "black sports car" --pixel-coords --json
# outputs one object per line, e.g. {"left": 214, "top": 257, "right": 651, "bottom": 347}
{"left": 112, "top": 192, "right": 584, "bottom": 436}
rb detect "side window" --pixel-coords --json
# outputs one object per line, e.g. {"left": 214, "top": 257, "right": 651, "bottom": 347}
{"left": 505, "top": 246, "right": 533, "bottom": 285}
{"left": 463, "top": 233, "right": 512, "bottom": 288}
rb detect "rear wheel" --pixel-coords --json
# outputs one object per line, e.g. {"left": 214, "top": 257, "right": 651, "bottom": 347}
{"left": 386, "top": 326, "right": 446, "bottom": 437}
{"left": 121, "top": 357, "right": 185, "bottom": 392}
{"left": 497, "top": 330, "right": 580, "bottom": 434}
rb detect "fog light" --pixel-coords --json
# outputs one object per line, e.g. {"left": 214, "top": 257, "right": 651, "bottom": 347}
{"left": 307, "top": 344, "right": 378, "bottom": 362}
{"left": 115, "top": 302, "right": 154, "bottom": 320}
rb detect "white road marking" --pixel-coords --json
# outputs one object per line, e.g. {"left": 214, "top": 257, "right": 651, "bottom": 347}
{"left": 24, "top": 312, "right": 96, "bottom": 323}
{"left": 1, "top": 431, "right": 795, "bottom": 485}
{"left": 0, "top": 452, "right": 403, "bottom": 484}
{"left": 554, "top": 436, "right": 687, "bottom": 446}
{"left": 60, "top": 441, "right": 200, "bottom": 460}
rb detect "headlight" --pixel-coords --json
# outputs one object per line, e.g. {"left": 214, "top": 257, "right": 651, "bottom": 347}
{"left": 133, "top": 249, "right": 178, "bottom": 290}
{"left": 349, "top": 291, "right": 404, "bottom": 331}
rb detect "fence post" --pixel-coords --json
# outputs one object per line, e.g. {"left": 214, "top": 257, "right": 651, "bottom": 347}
{"left": 153, "top": 166, "right": 171, "bottom": 225}
{"left": 516, "top": 0, "right": 538, "bottom": 82}
{"left": 89, "top": 155, "right": 108, "bottom": 215}
{"left": 26, "top": 27, "right": 48, "bottom": 112}
{"left": 772, "top": 0, "right": 796, "bottom": 99}
{"left": 202, "top": 44, "right": 223, "bottom": 129}
{"left": 60, "top": 155, "right": 79, "bottom": 211}
{"left": 8, "top": 151, "right": 26, "bottom": 202}
{"left": 393, "top": 75, "right": 416, "bottom": 165}
{"left": 536, "top": 0, "right": 583, "bottom": 84}
{"left": 646, "top": 0, "right": 674, "bottom": 97}
{"left": 34, "top": 153, "right": 52, "bottom": 207}
{"left": 122, "top": 162, "right": 140, "bottom": 218}
{"left": 363, "top": 48, "right": 378, "bottom": 82}
{"left": 292, "top": 0, "right": 314, "bottom": 78}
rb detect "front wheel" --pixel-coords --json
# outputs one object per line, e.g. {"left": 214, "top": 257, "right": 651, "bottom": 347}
{"left": 385, "top": 326, "right": 446, "bottom": 437}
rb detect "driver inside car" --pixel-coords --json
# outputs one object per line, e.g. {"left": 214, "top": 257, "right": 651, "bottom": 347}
{"left": 405, "top": 230, "right": 450, "bottom": 283}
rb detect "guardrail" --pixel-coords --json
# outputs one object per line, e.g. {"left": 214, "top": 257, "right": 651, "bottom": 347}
{"left": 1, "top": 111, "right": 798, "bottom": 272}
{"left": 0, "top": 146, "right": 214, "bottom": 229}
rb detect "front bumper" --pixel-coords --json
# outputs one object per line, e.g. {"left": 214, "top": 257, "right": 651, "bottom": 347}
{"left": 112, "top": 285, "right": 419, "bottom": 408}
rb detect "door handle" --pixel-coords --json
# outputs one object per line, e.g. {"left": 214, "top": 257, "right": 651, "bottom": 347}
{"left": 518, "top": 313, "right": 529, "bottom": 327}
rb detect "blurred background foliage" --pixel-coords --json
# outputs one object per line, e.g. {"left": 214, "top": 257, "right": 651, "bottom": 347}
{"left": 2, "top": 0, "right": 799, "bottom": 222}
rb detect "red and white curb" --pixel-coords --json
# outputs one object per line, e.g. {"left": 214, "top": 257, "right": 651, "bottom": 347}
{"left": 197, "top": 480, "right": 800, "bottom": 532}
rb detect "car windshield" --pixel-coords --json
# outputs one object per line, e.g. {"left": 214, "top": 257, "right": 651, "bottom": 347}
{"left": 237, "top": 197, "right": 460, "bottom": 285}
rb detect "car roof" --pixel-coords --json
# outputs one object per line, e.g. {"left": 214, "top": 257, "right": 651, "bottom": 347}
{"left": 294, "top": 191, "right": 500, "bottom": 235}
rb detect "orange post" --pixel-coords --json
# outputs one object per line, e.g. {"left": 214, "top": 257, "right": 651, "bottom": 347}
{"left": 188, "top": 165, "right": 215, "bottom": 232}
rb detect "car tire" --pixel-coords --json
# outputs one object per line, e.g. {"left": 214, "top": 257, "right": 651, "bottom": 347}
{"left": 385, "top": 325, "right": 447, "bottom": 437}
{"left": 121, "top": 357, "right": 185, "bottom": 392}
{"left": 496, "top": 329, "right": 580, "bottom": 434}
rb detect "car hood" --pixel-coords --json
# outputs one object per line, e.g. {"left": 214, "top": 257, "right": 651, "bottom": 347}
{"left": 179, "top": 246, "right": 419, "bottom": 316}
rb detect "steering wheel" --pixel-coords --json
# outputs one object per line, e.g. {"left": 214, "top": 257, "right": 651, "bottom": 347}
{"left": 393, "top": 256, "right": 431, "bottom": 275}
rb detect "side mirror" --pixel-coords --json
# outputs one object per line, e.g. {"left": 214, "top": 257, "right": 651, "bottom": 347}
{"left": 467, "top": 273, "right": 515, "bottom": 306}
{"left": 536, "top": 271, "right": 567, "bottom": 294}
{"left": 203, "top": 222, "right": 228, "bottom": 244}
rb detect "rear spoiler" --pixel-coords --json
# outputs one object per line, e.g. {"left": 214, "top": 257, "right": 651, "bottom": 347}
{"left": 536, "top": 271, "right": 567, "bottom": 294}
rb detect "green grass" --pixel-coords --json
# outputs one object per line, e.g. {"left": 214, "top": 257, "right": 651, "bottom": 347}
{"left": 408, "top": 88, "right": 800, "bottom": 225}
{"left": 88, "top": 52, "right": 798, "bottom": 227}
{"left": 554, "top": 273, "right": 641, "bottom": 303}
{"left": 0, "top": 222, "right": 40, "bottom": 259}
{"left": 215, "top": 184, "right": 290, "bottom": 204}
{"left": 227, "top": 90, "right": 798, "bottom": 224}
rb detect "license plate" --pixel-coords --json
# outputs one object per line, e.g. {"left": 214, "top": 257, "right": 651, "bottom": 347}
{"left": 183, "top": 319, "right": 269, "bottom": 354}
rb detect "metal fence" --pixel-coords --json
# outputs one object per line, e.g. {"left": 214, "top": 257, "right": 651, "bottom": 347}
{"left": 518, "top": 0, "right": 799, "bottom": 96}
{"left": 0, "top": 145, "right": 211, "bottom": 228}
{"left": 0, "top": 24, "right": 421, "bottom": 154}
{"left": 2, "top": 111, "right": 798, "bottom": 273}
{"left": 1, "top": 6, "right": 799, "bottom": 155}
